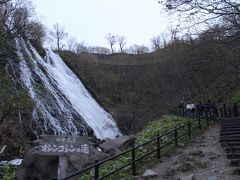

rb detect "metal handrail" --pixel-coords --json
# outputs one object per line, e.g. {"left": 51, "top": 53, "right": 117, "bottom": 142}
{"left": 63, "top": 113, "right": 213, "bottom": 180}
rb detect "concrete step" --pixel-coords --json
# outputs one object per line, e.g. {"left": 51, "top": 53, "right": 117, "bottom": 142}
{"left": 220, "top": 138, "right": 240, "bottom": 142}
{"left": 222, "top": 142, "right": 240, "bottom": 147}
{"left": 220, "top": 134, "right": 240, "bottom": 139}
{"left": 225, "top": 147, "right": 240, "bottom": 153}
{"left": 220, "top": 131, "right": 240, "bottom": 136}
{"left": 227, "top": 153, "right": 240, "bottom": 159}
{"left": 230, "top": 159, "right": 240, "bottom": 167}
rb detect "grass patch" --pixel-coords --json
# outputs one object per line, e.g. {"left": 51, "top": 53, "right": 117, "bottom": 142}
{"left": 225, "top": 86, "right": 240, "bottom": 104}
{"left": 0, "top": 166, "right": 16, "bottom": 180}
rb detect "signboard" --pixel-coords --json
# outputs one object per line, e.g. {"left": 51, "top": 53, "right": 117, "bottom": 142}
{"left": 37, "top": 135, "right": 90, "bottom": 156}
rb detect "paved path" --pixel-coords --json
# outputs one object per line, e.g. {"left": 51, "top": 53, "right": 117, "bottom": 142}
{"left": 142, "top": 124, "right": 240, "bottom": 180}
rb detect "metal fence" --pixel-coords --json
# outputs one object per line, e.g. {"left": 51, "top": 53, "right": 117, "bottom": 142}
{"left": 60, "top": 112, "right": 216, "bottom": 180}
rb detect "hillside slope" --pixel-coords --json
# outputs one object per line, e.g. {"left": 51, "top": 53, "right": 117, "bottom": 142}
{"left": 60, "top": 39, "right": 240, "bottom": 134}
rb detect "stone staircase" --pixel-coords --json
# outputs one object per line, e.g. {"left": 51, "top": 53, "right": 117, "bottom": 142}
{"left": 220, "top": 117, "right": 240, "bottom": 168}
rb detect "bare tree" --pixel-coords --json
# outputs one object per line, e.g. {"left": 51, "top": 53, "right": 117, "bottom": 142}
{"left": 67, "top": 37, "right": 77, "bottom": 51}
{"left": 128, "top": 44, "right": 149, "bottom": 54}
{"left": 151, "top": 36, "right": 161, "bottom": 50}
{"left": 0, "top": 0, "right": 31, "bottom": 38}
{"left": 88, "top": 46, "right": 110, "bottom": 54}
{"left": 105, "top": 33, "right": 116, "bottom": 54}
{"left": 75, "top": 41, "right": 89, "bottom": 54}
{"left": 116, "top": 35, "right": 126, "bottom": 53}
{"left": 160, "top": 0, "right": 240, "bottom": 33}
{"left": 51, "top": 23, "right": 68, "bottom": 51}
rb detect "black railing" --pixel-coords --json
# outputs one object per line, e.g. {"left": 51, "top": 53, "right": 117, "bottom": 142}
{"left": 61, "top": 113, "right": 215, "bottom": 180}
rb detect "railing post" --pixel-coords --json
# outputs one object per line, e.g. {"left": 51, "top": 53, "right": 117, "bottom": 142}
{"left": 228, "top": 107, "right": 232, "bottom": 117}
{"left": 94, "top": 160, "right": 99, "bottom": 180}
{"left": 174, "top": 127, "right": 178, "bottom": 146}
{"left": 223, "top": 104, "right": 227, "bottom": 117}
{"left": 131, "top": 145, "right": 136, "bottom": 176}
{"left": 220, "top": 108, "right": 223, "bottom": 117}
{"left": 156, "top": 136, "right": 161, "bottom": 159}
{"left": 206, "top": 115, "right": 209, "bottom": 127}
{"left": 187, "top": 121, "right": 191, "bottom": 138}
{"left": 198, "top": 118, "right": 201, "bottom": 130}
{"left": 233, "top": 103, "right": 238, "bottom": 117}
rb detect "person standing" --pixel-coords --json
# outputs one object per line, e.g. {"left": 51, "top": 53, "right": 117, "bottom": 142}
{"left": 196, "top": 101, "right": 204, "bottom": 117}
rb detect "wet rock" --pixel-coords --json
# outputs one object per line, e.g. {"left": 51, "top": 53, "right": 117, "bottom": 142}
{"left": 178, "top": 143, "right": 185, "bottom": 148}
{"left": 177, "top": 154, "right": 194, "bottom": 162}
{"left": 17, "top": 145, "right": 108, "bottom": 179}
{"left": 207, "top": 176, "right": 218, "bottom": 180}
{"left": 194, "top": 159, "right": 209, "bottom": 168}
{"left": 208, "top": 152, "right": 220, "bottom": 160}
{"left": 142, "top": 169, "right": 158, "bottom": 178}
{"left": 99, "top": 135, "right": 136, "bottom": 152}
{"left": 107, "top": 147, "right": 122, "bottom": 156}
{"left": 16, "top": 147, "right": 59, "bottom": 180}
{"left": 162, "top": 167, "right": 176, "bottom": 177}
{"left": 177, "top": 161, "right": 195, "bottom": 172}
{"left": 69, "top": 149, "right": 108, "bottom": 170}
{"left": 180, "top": 174, "right": 195, "bottom": 180}
{"left": 189, "top": 150, "right": 204, "bottom": 157}
{"left": 199, "top": 144, "right": 207, "bottom": 147}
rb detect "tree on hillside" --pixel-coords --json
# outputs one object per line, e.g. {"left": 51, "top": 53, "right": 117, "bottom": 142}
{"left": 75, "top": 41, "right": 89, "bottom": 54}
{"left": 0, "top": 0, "right": 45, "bottom": 48}
{"left": 51, "top": 23, "right": 68, "bottom": 51}
{"left": 160, "top": 0, "right": 240, "bottom": 44}
{"left": 116, "top": 35, "right": 126, "bottom": 53}
{"left": 151, "top": 36, "right": 161, "bottom": 50}
{"left": 25, "top": 21, "right": 46, "bottom": 44}
{"left": 161, "top": 0, "right": 240, "bottom": 25}
{"left": 128, "top": 44, "right": 149, "bottom": 54}
{"left": 105, "top": 33, "right": 116, "bottom": 54}
{"left": 88, "top": 46, "right": 110, "bottom": 54}
{"left": 1, "top": 0, "right": 30, "bottom": 38}
{"left": 67, "top": 37, "right": 77, "bottom": 52}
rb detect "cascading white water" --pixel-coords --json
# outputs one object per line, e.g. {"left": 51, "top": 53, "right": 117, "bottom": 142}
{"left": 16, "top": 38, "right": 122, "bottom": 140}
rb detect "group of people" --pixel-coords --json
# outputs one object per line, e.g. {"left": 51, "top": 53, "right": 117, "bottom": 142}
{"left": 178, "top": 100, "right": 217, "bottom": 117}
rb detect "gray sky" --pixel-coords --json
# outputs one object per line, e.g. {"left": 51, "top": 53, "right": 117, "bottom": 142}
{"left": 31, "top": 0, "right": 171, "bottom": 48}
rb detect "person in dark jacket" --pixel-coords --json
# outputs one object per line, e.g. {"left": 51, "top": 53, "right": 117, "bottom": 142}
{"left": 196, "top": 101, "right": 204, "bottom": 117}
{"left": 178, "top": 101, "right": 184, "bottom": 115}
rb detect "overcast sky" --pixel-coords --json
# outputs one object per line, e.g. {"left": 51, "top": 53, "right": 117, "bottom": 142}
{"left": 31, "top": 0, "right": 171, "bottom": 48}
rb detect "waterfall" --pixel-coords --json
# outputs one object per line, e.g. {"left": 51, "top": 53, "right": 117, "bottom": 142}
{"left": 16, "top": 38, "right": 122, "bottom": 140}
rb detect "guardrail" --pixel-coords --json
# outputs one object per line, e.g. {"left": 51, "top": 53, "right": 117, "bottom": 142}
{"left": 60, "top": 114, "right": 214, "bottom": 180}
{"left": 175, "top": 103, "right": 239, "bottom": 119}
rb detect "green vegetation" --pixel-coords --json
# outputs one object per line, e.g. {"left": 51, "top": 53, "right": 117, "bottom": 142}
{"left": 79, "top": 114, "right": 206, "bottom": 180}
{"left": 136, "top": 115, "right": 190, "bottom": 144}
{"left": 225, "top": 86, "right": 240, "bottom": 104}
{"left": 0, "top": 166, "right": 16, "bottom": 180}
{"left": 0, "top": 74, "right": 34, "bottom": 124}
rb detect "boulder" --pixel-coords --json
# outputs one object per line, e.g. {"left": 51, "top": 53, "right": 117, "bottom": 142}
{"left": 177, "top": 161, "right": 195, "bottom": 172}
{"left": 180, "top": 174, "right": 195, "bottom": 180}
{"left": 16, "top": 147, "right": 59, "bottom": 180}
{"left": 162, "top": 167, "right": 176, "bottom": 177}
{"left": 69, "top": 147, "right": 108, "bottom": 170}
{"left": 99, "top": 135, "right": 136, "bottom": 153}
{"left": 178, "top": 143, "right": 185, "bottom": 148}
{"left": 207, "top": 176, "right": 218, "bottom": 180}
{"left": 189, "top": 150, "right": 204, "bottom": 157}
{"left": 16, "top": 145, "right": 108, "bottom": 180}
{"left": 142, "top": 169, "right": 158, "bottom": 178}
